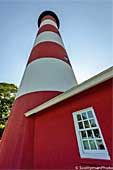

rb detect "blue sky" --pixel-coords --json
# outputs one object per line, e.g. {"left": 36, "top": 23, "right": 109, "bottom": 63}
{"left": 0, "top": 0, "right": 112, "bottom": 86}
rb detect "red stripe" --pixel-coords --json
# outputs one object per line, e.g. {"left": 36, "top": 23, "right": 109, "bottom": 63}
{"left": 37, "top": 24, "right": 60, "bottom": 36}
{"left": 27, "top": 42, "right": 71, "bottom": 66}
{"left": 16, "top": 91, "right": 62, "bottom": 113}
{"left": 0, "top": 91, "right": 62, "bottom": 168}
{"left": 41, "top": 15, "right": 57, "bottom": 23}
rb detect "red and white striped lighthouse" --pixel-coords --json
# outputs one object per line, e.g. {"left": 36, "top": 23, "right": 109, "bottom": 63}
{"left": 0, "top": 11, "right": 77, "bottom": 169}
{"left": 17, "top": 10, "right": 77, "bottom": 102}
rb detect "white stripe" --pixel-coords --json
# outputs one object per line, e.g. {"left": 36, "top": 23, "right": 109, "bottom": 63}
{"left": 40, "top": 19, "right": 57, "bottom": 28}
{"left": 33, "top": 31, "right": 64, "bottom": 48}
{"left": 16, "top": 58, "right": 77, "bottom": 98}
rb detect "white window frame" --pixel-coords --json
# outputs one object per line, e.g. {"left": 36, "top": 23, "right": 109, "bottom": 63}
{"left": 72, "top": 107, "right": 110, "bottom": 160}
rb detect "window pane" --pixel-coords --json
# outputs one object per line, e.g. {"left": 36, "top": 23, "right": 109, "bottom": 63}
{"left": 89, "top": 140, "right": 97, "bottom": 150}
{"left": 73, "top": 108, "right": 110, "bottom": 159}
{"left": 96, "top": 140, "right": 105, "bottom": 150}
{"left": 87, "top": 130, "right": 93, "bottom": 138}
{"left": 93, "top": 129, "right": 101, "bottom": 138}
{"left": 89, "top": 119, "right": 96, "bottom": 127}
{"left": 84, "top": 120, "right": 90, "bottom": 128}
{"left": 87, "top": 110, "right": 93, "bottom": 118}
{"left": 83, "top": 140, "right": 90, "bottom": 150}
{"left": 81, "top": 131, "right": 87, "bottom": 139}
{"left": 78, "top": 122, "right": 84, "bottom": 129}
{"left": 77, "top": 114, "right": 81, "bottom": 121}
{"left": 82, "top": 112, "right": 87, "bottom": 120}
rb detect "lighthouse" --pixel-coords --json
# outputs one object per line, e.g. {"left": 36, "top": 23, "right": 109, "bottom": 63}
{"left": 16, "top": 10, "right": 77, "bottom": 102}
{"left": 0, "top": 11, "right": 77, "bottom": 169}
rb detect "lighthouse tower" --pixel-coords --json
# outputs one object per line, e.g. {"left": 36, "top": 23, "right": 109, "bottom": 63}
{"left": 17, "top": 10, "right": 77, "bottom": 101}
{"left": 0, "top": 11, "right": 77, "bottom": 169}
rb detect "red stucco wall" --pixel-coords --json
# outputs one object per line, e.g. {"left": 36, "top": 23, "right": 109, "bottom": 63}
{"left": 33, "top": 78, "right": 112, "bottom": 168}
{"left": 0, "top": 79, "right": 112, "bottom": 169}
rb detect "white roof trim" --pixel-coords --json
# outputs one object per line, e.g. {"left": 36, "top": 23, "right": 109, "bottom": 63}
{"left": 25, "top": 66, "right": 113, "bottom": 117}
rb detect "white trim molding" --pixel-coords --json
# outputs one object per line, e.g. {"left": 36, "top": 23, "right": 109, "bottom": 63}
{"left": 24, "top": 66, "right": 113, "bottom": 117}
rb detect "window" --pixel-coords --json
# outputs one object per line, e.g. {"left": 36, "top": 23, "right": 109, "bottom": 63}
{"left": 72, "top": 107, "right": 110, "bottom": 160}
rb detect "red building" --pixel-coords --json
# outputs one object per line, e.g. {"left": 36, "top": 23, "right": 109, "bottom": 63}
{"left": 0, "top": 11, "right": 112, "bottom": 169}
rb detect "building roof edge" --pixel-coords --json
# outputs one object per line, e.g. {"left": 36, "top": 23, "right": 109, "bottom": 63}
{"left": 25, "top": 66, "right": 113, "bottom": 117}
